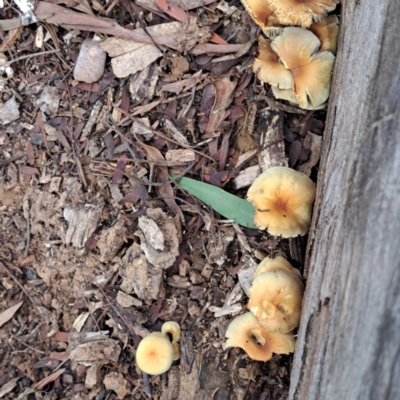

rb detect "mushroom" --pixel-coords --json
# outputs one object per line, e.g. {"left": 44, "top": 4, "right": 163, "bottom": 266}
{"left": 136, "top": 332, "right": 174, "bottom": 375}
{"left": 247, "top": 270, "right": 304, "bottom": 333}
{"left": 247, "top": 166, "right": 316, "bottom": 238}
{"left": 309, "top": 14, "right": 339, "bottom": 54}
{"left": 254, "top": 256, "right": 302, "bottom": 280}
{"left": 240, "top": 0, "right": 282, "bottom": 38}
{"left": 172, "top": 343, "right": 180, "bottom": 361}
{"left": 225, "top": 312, "right": 295, "bottom": 361}
{"left": 265, "top": 0, "right": 340, "bottom": 28}
{"left": 253, "top": 36, "right": 294, "bottom": 89}
{"left": 161, "top": 321, "right": 181, "bottom": 343}
{"left": 271, "top": 27, "right": 335, "bottom": 109}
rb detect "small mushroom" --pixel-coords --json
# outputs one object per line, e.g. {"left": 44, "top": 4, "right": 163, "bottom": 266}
{"left": 161, "top": 321, "right": 181, "bottom": 343}
{"left": 225, "top": 312, "right": 295, "bottom": 361}
{"left": 247, "top": 167, "right": 316, "bottom": 238}
{"left": 254, "top": 256, "right": 302, "bottom": 280}
{"left": 309, "top": 14, "right": 339, "bottom": 54}
{"left": 265, "top": 0, "right": 340, "bottom": 28}
{"left": 136, "top": 332, "right": 174, "bottom": 375}
{"left": 271, "top": 27, "right": 335, "bottom": 109}
{"left": 247, "top": 270, "right": 304, "bottom": 333}
{"left": 253, "top": 36, "right": 294, "bottom": 89}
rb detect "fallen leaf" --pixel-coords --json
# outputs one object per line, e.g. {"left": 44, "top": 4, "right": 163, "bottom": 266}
{"left": 0, "top": 377, "right": 19, "bottom": 397}
{"left": 100, "top": 38, "right": 162, "bottom": 78}
{"left": 0, "top": 301, "right": 23, "bottom": 328}
{"left": 175, "top": 176, "right": 257, "bottom": 228}
{"left": 33, "top": 368, "right": 66, "bottom": 390}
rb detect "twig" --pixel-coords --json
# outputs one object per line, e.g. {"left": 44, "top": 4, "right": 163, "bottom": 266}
{"left": 11, "top": 334, "right": 45, "bottom": 354}
{"left": 107, "top": 114, "right": 138, "bottom": 160}
{"left": 142, "top": 372, "right": 152, "bottom": 397}
{"left": 0, "top": 261, "right": 36, "bottom": 305}
{"left": 255, "top": 95, "right": 308, "bottom": 115}
{"left": 111, "top": 106, "right": 216, "bottom": 162}
{"left": 58, "top": 64, "right": 88, "bottom": 188}
{"left": 0, "top": 49, "right": 60, "bottom": 67}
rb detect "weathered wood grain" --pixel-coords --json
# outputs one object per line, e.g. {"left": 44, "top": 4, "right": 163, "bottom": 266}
{"left": 290, "top": 1, "right": 400, "bottom": 399}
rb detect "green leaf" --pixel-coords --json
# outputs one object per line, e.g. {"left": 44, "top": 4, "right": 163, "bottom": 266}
{"left": 174, "top": 176, "right": 258, "bottom": 229}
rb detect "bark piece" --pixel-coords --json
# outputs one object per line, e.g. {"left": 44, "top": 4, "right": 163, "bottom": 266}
{"left": 74, "top": 37, "right": 106, "bottom": 83}
{"left": 237, "top": 255, "right": 257, "bottom": 297}
{"left": 70, "top": 338, "right": 121, "bottom": 362}
{"left": 37, "top": 86, "right": 61, "bottom": 117}
{"left": 116, "top": 291, "right": 143, "bottom": 308}
{"left": 120, "top": 243, "right": 163, "bottom": 300}
{"left": 97, "top": 219, "right": 126, "bottom": 262}
{"left": 63, "top": 200, "right": 103, "bottom": 248}
{"left": 138, "top": 215, "right": 165, "bottom": 251}
{"left": 135, "top": 208, "right": 180, "bottom": 269}
{"left": 0, "top": 97, "right": 19, "bottom": 124}
{"left": 234, "top": 165, "right": 260, "bottom": 189}
{"left": 166, "top": 149, "right": 196, "bottom": 166}
{"left": 258, "top": 109, "right": 288, "bottom": 172}
{"left": 100, "top": 38, "right": 162, "bottom": 78}
{"left": 103, "top": 372, "right": 132, "bottom": 399}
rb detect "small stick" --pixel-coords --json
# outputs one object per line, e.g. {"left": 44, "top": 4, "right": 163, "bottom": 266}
{"left": 0, "top": 49, "right": 60, "bottom": 67}
{"left": 0, "top": 261, "right": 36, "bottom": 305}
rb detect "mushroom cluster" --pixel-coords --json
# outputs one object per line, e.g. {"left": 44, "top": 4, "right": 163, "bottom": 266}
{"left": 241, "top": 0, "right": 339, "bottom": 109}
{"left": 253, "top": 22, "right": 338, "bottom": 110}
{"left": 240, "top": 0, "right": 339, "bottom": 34}
{"left": 247, "top": 166, "right": 316, "bottom": 238}
{"left": 225, "top": 256, "right": 303, "bottom": 361}
{"left": 136, "top": 321, "right": 181, "bottom": 375}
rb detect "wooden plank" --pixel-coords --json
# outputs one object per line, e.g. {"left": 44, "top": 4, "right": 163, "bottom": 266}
{"left": 290, "top": 1, "right": 400, "bottom": 399}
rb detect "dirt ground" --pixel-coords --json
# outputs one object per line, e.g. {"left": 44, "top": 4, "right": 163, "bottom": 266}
{"left": 0, "top": 1, "right": 327, "bottom": 399}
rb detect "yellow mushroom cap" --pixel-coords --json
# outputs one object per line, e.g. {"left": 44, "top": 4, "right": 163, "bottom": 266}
{"left": 136, "top": 332, "right": 174, "bottom": 375}
{"left": 266, "top": 0, "right": 339, "bottom": 28}
{"left": 172, "top": 343, "right": 180, "bottom": 361}
{"left": 225, "top": 312, "right": 295, "bottom": 361}
{"left": 161, "top": 321, "right": 181, "bottom": 343}
{"left": 247, "top": 270, "right": 304, "bottom": 333}
{"left": 253, "top": 36, "right": 294, "bottom": 90}
{"left": 309, "top": 14, "right": 339, "bottom": 54}
{"left": 271, "top": 27, "right": 335, "bottom": 109}
{"left": 254, "top": 256, "right": 302, "bottom": 280}
{"left": 247, "top": 167, "right": 316, "bottom": 238}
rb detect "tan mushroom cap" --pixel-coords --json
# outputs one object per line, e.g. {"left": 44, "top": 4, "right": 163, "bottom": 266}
{"left": 240, "top": 0, "right": 282, "bottom": 38}
{"left": 310, "top": 14, "right": 339, "bottom": 54}
{"left": 254, "top": 256, "right": 302, "bottom": 280}
{"left": 161, "top": 321, "right": 181, "bottom": 343}
{"left": 247, "top": 167, "right": 316, "bottom": 238}
{"left": 253, "top": 36, "right": 293, "bottom": 90}
{"left": 225, "top": 312, "right": 296, "bottom": 361}
{"left": 136, "top": 332, "right": 174, "bottom": 375}
{"left": 172, "top": 343, "right": 180, "bottom": 361}
{"left": 272, "top": 27, "right": 335, "bottom": 109}
{"left": 248, "top": 270, "right": 304, "bottom": 333}
{"left": 266, "top": 0, "right": 339, "bottom": 28}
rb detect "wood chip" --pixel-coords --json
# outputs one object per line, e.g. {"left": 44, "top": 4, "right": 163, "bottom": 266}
{"left": 0, "top": 97, "right": 20, "bottom": 124}
{"left": 100, "top": 38, "right": 162, "bottom": 78}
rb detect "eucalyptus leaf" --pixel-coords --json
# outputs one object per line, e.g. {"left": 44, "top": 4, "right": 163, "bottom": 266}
{"left": 174, "top": 176, "right": 257, "bottom": 229}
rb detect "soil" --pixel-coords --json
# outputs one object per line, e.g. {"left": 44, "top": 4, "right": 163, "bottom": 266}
{"left": 0, "top": 1, "right": 327, "bottom": 399}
